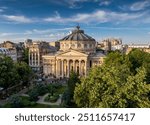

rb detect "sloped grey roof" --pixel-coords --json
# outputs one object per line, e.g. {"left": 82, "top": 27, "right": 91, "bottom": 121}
{"left": 59, "top": 26, "right": 95, "bottom": 41}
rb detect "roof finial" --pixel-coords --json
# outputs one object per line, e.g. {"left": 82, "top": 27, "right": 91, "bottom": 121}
{"left": 76, "top": 23, "right": 80, "bottom": 30}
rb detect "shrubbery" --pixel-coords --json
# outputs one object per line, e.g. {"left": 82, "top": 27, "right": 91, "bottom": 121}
{"left": 44, "top": 94, "right": 59, "bottom": 103}
{"left": 8, "top": 95, "right": 36, "bottom": 108}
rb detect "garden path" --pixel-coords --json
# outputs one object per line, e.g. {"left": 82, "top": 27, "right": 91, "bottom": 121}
{"left": 36, "top": 93, "right": 62, "bottom": 106}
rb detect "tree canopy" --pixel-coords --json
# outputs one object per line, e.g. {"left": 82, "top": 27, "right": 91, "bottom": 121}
{"left": 62, "top": 71, "right": 80, "bottom": 107}
{"left": 0, "top": 55, "right": 32, "bottom": 89}
{"left": 74, "top": 49, "right": 150, "bottom": 108}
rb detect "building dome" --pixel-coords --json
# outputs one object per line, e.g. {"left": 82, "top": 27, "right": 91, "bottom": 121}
{"left": 60, "top": 26, "right": 95, "bottom": 41}
{"left": 59, "top": 26, "right": 96, "bottom": 53}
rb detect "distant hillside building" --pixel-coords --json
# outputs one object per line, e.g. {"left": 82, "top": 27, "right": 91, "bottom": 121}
{"left": 126, "top": 44, "right": 150, "bottom": 54}
{"left": 0, "top": 41, "right": 24, "bottom": 61}
{"left": 97, "top": 38, "right": 123, "bottom": 52}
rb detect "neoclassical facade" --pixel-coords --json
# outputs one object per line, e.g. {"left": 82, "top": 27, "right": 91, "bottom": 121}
{"left": 43, "top": 26, "right": 105, "bottom": 78}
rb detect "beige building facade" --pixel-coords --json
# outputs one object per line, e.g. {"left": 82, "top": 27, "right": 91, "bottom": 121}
{"left": 29, "top": 41, "right": 56, "bottom": 71}
{"left": 42, "top": 26, "right": 105, "bottom": 78}
{"left": 0, "top": 41, "right": 24, "bottom": 61}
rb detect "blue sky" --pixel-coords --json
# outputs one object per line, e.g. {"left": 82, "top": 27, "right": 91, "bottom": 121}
{"left": 0, "top": 0, "right": 150, "bottom": 44}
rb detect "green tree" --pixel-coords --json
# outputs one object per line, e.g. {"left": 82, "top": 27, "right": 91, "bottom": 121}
{"left": 128, "top": 49, "right": 150, "bottom": 83}
{"left": 0, "top": 55, "right": 33, "bottom": 91}
{"left": 74, "top": 66, "right": 150, "bottom": 108}
{"left": 104, "top": 51, "right": 131, "bottom": 68}
{"left": 9, "top": 94, "right": 23, "bottom": 108}
{"left": 62, "top": 71, "right": 80, "bottom": 107}
{"left": 47, "top": 84, "right": 56, "bottom": 96}
{"left": 74, "top": 51, "right": 150, "bottom": 108}
{"left": 0, "top": 56, "right": 19, "bottom": 89}
{"left": 15, "top": 62, "right": 32, "bottom": 86}
{"left": 22, "top": 48, "right": 29, "bottom": 64}
{"left": 28, "top": 88, "right": 39, "bottom": 101}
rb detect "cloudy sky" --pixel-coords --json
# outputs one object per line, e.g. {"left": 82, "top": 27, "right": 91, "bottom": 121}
{"left": 0, "top": 0, "right": 150, "bottom": 44}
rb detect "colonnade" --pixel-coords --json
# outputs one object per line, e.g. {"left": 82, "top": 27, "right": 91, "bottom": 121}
{"left": 56, "top": 59, "right": 87, "bottom": 78}
{"left": 29, "top": 52, "right": 40, "bottom": 66}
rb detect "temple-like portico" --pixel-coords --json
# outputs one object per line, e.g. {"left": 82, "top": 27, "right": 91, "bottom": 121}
{"left": 42, "top": 26, "right": 105, "bottom": 78}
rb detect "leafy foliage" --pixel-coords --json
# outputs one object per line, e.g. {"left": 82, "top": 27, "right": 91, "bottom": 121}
{"left": 22, "top": 48, "right": 29, "bottom": 64}
{"left": 62, "top": 71, "right": 80, "bottom": 107}
{"left": 9, "top": 94, "right": 23, "bottom": 108}
{"left": 0, "top": 55, "right": 32, "bottom": 89}
{"left": 28, "top": 84, "right": 48, "bottom": 101}
{"left": 15, "top": 62, "right": 32, "bottom": 86}
{"left": 128, "top": 49, "right": 150, "bottom": 83}
{"left": 74, "top": 50, "right": 150, "bottom": 108}
{"left": 0, "top": 56, "right": 19, "bottom": 88}
{"left": 44, "top": 94, "right": 59, "bottom": 103}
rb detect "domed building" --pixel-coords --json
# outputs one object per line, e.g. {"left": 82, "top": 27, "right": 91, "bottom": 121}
{"left": 42, "top": 26, "right": 105, "bottom": 78}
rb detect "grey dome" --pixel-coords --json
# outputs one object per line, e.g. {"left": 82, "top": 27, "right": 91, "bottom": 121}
{"left": 59, "top": 26, "right": 95, "bottom": 41}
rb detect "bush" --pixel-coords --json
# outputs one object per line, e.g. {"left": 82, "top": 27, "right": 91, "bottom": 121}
{"left": 9, "top": 94, "right": 23, "bottom": 108}
{"left": 36, "top": 84, "right": 48, "bottom": 96}
{"left": 44, "top": 94, "right": 59, "bottom": 103}
{"left": 28, "top": 89, "right": 39, "bottom": 101}
{"left": 30, "top": 101, "right": 36, "bottom": 106}
{"left": 21, "top": 97, "right": 31, "bottom": 107}
{"left": 47, "top": 84, "right": 66, "bottom": 96}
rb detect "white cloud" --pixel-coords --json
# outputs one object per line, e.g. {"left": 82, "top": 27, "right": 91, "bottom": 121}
{"left": 99, "top": 1, "right": 111, "bottom": 6}
{"left": 44, "top": 10, "right": 145, "bottom": 24}
{"left": 25, "top": 28, "right": 73, "bottom": 35}
{"left": 52, "top": 0, "right": 100, "bottom": 9}
{"left": 65, "top": 0, "right": 89, "bottom": 8}
{"left": 0, "top": 6, "right": 7, "bottom": 12}
{"left": 44, "top": 32, "right": 66, "bottom": 38}
{"left": 3, "top": 15, "right": 33, "bottom": 23}
{"left": 130, "top": 1, "right": 150, "bottom": 11}
{"left": 0, "top": 32, "right": 20, "bottom": 37}
{"left": 0, "top": 28, "right": 71, "bottom": 38}
{"left": 0, "top": 9, "right": 4, "bottom": 12}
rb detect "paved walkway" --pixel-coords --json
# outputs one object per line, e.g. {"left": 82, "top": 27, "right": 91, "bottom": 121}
{"left": 36, "top": 93, "right": 62, "bottom": 106}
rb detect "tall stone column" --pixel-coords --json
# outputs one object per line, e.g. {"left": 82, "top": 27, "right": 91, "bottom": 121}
{"left": 58, "top": 60, "right": 60, "bottom": 77}
{"left": 56, "top": 59, "right": 58, "bottom": 78}
{"left": 61, "top": 60, "right": 64, "bottom": 78}
{"left": 67, "top": 60, "right": 69, "bottom": 77}
{"left": 79, "top": 60, "right": 81, "bottom": 76}
{"left": 38, "top": 53, "right": 40, "bottom": 66}
{"left": 35, "top": 53, "right": 36, "bottom": 66}
{"left": 85, "top": 60, "right": 87, "bottom": 77}
{"left": 32, "top": 53, "right": 33, "bottom": 66}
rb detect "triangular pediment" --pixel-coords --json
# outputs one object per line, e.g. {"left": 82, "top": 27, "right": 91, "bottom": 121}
{"left": 56, "top": 50, "right": 88, "bottom": 57}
